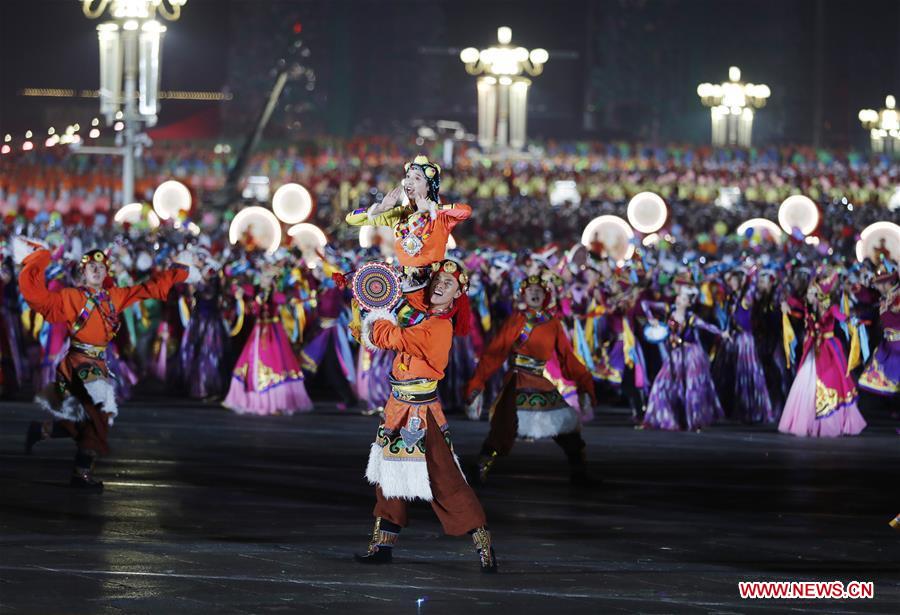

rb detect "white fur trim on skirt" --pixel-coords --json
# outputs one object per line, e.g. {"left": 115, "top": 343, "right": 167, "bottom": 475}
{"left": 35, "top": 378, "right": 119, "bottom": 426}
{"left": 517, "top": 407, "right": 580, "bottom": 439}
{"left": 365, "top": 442, "right": 434, "bottom": 501}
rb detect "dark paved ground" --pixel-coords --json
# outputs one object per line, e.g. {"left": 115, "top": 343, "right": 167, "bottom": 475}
{"left": 1, "top": 396, "right": 899, "bottom": 614}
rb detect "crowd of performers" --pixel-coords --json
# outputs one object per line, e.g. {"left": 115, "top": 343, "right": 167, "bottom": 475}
{"left": 2, "top": 153, "right": 900, "bottom": 570}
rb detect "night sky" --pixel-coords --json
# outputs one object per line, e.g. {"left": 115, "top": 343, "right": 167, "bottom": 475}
{"left": 2, "top": 0, "right": 900, "bottom": 147}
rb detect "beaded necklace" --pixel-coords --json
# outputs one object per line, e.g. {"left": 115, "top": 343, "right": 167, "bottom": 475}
{"left": 395, "top": 208, "right": 433, "bottom": 256}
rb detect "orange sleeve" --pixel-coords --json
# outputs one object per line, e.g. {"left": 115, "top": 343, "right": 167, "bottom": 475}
{"left": 371, "top": 317, "right": 451, "bottom": 359}
{"left": 405, "top": 289, "right": 429, "bottom": 312}
{"left": 439, "top": 203, "right": 471, "bottom": 233}
{"left": 466, "top": 313, "right": 522, "bottom": 397}
{"left": 110, "top": 266, "right": 189, "bottom": 310}
{"left": 18, "top": 250, "right": 78, "bottom": 323}
{"left": 554, "top": 319, "right": 596, "bottom": 403}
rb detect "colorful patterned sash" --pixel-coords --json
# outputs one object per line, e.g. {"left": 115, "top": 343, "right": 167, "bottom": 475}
{"left": 71, "top": 288, "right": 119, "bottom": 339}
{"left": 396, "top": 302, "right": 427, "bottom": 328}
{"left": 513, "top": 310, "right": 549, "bottom": 351}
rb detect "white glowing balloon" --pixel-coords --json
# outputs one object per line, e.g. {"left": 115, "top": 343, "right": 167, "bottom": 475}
{"left": 114, "top": 203, "right": 144, "bottom": 225}
{"left": 581, "top": 215, "right": 635, "bottom": 261}
{"left": 152, "top": 180, "right": 192, "bottom": 220}
{"left": 855, "top": 240, "right": 865, "bottom": 263}
{"left": 736, "top": 218, "right": 783, "bottom": 242}
{"left": 642, "top": 233, "right": 660, "bottom": 247}
{"left": 778, "top": 195, "right": 819, "bottom": 235}
{"left": 859, "top": 221, "right": 900, "bottom": 263}
{"left": 287, "top": 222, "right": 327, "bottom": 253}
{"left": 114, "top": 202, "right": 160, "bottom": 229}
{"left": 229, "top": 206, "right": 282, "bottom": 255}
{"left": 627, "top": 191, "right": 667, "bottom": 233}
{"left": 272, "top": 182, "right": 313, "bottom": 224}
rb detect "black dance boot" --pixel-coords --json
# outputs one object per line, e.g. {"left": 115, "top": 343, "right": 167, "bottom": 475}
{"left": 556, "top": 432, "right": 600, "bottom": 486}
{"left": 25, "top": 420, "right": 67, "bottom": 454}
{"left": 470, "top": 526, "right": 498, "bottom": 573}
{"left": 354, "top": 517, "right": 400, "bottom": 564}
{"left": 70, "top": 450, "right": 103, "bottom": 491}
{"left": 24, "top": 421, "right": 48, "bottom": 455}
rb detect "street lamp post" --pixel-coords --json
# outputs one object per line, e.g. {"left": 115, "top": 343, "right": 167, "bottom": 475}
{"left": 459, "top": 27, "right": 548, "bottom": 151}
{"left": 80, "top": 0, "right": 186, "bottom": 206}
{"left": 858, "top": 96, "right": 900, "bottom": 155}
{"left": 697, "top": 66, "right": 770, "bottom": 148}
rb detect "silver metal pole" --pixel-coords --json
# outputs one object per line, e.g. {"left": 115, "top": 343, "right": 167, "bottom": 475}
{"left": 122, "top": 27, "right": 138, "bottom": 206}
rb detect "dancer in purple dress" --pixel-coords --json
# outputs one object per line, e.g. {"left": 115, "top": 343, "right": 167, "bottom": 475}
{"left": 716, "top": 268, "right": 775, "bottom": 424}
{"left": 642, "top": 275, "right": 727, "bottom": 432}
{"left": 301, "top": 278, "right": 357, "bottom": 410}
{"left": 179, "top": 273, "right": 230, "bottom": 400}
{"left": 857, "top": 270, "right": 899, "bottom": 398}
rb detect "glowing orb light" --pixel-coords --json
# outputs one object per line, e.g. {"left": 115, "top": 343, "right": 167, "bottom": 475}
{"left": 626, "top": 191, "right": 667, "bottom": 233}
{"left": 229, "top": 206, "right": 282, "bottom": 255}
{"left": 272, "top": 183, "right": 313, "bottom": 224}
{"left": 778, "top": 195, "right": 819, "bottom": 236}
{"left": 152, "top": 180, "right": 192, "bottom": 220}
{"left": 581, "top": 215, "right": 635, "bottom": 261}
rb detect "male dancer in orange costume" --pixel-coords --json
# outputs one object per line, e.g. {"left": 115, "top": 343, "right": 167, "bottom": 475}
{"left": 354, "top": 259, "right": 497, "bottom": 573}
{"left": 466, "top": 273, "right": 598, "bottom": 484}
{"left": 18, "top": 238, "right": 195, "bottom": 489}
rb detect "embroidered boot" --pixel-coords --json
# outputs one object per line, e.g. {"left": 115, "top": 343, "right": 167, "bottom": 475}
{"left": 70, "top": 449, "right": 103, "bottom": 491}
{"left": 476, "top": 449, "right": 498, "bottom": 484}
{"left": 354, "top": 517, "right": 400, "bottom": 564}
{"left": 470, "top": 526, "right": 498, "bottom": 573}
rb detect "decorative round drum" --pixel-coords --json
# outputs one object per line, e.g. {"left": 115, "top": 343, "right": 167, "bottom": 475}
{"left": 352, "top": 262, "right": 403, "bottom": 312}
{"left": 643, "top": 323, "right": 670, "bottom": 344}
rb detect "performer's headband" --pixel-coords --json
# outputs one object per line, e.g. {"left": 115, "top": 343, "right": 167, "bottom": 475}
{"left": 431, "top": 258, "right": 469, "bottom": 292}
{"left": 81, "top": 250, "right": 110, "bottom": 268}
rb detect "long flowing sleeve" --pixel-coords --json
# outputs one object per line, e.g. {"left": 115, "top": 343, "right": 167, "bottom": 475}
{"left": 466, "top": 313, "right": 522, "bottom": 397}
{"left": 345, "top": 204, "right": 404, "bottom": 227}
{"left": 553, "top": 319, "right": 597, "bottom": 403}
{"left": 693, "top": 314, "right": 724, "bottom": 337}
{"left": 641, "top": 299, "right": 668, "bottom": 319}
{"left": 786, "top": 295, "right": 805, "bottom": 318}
{"left": 110, "top": 266, "right": 189, "bottom": 310}
{"left": 18, "top": 250, "right": 79, "bottom": 323}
